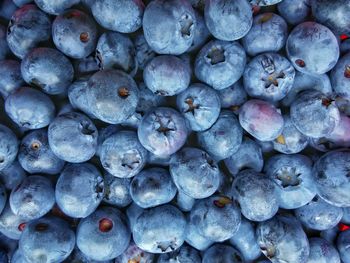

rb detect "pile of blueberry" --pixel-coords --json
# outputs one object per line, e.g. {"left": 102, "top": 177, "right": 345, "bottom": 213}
{"left": 0, "top": 0, "right": 350, "bottom": 262}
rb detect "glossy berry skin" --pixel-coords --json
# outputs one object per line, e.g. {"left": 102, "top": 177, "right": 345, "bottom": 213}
{"left": 134, "top": 33, "right": 156, "bottom": 70}
{"left": 229, "top": 217, "right": 261, "bottom": 262}
{"left": 239, "top": 99, "right": 284, "bottom": 142}
{"left": 130, "top": 167, "right": 177, "bottom": 208}
{"left": 244, "top": 53, "right": 295, "bottom": 102}
{"left": 177, "top": 83, "right": 221, "bottom": 131}
{"left": 0, "top": 25, "right": 9, "bottom": 60}
{"left": 34, "top": 0, "right": 80, "bottom": 15}
{"left": 312, "top": 150, "right": 350, "bottom": 207}
{"left": 224, "top": 137, "right": 264, "bottom": 175}
{"left": 189, "top": 195, "right": 241, "bottom": 242}
{"left": 264, "top": 154, "right": 316, "bottom": 209}
{"left": 272, "top": 115, "right": 309, "bottom": 154}
{"left": 218, "top": 81, "right": 247, "bottom": 112}
{"left": 198, "top": 110, "right": 242, "bottom": 161}
{"left": 7, "top": 4, "right": 51, "bottom": 59}
{"left": 0, "top": 60, "right": 24, "bottom": 99}
{"left": 331, "top": 52, "right": 350, "bottom": 99}
{"left": 0, "top": 124, "right": 18, "bottom": 171}
{"left": 337, "top": 230, "right": 350, "bottom": 263}
{"left": 77, "top": 206, "right": 131, "bottom": 261}
{"left": 0, "top": 161, "right": 26, "bottom": 190}
{"left": 96, "top": 32, "right": 137, "bottom": 75}
{"left": 103, "top": 172, "right": 132, "bottom": 208}
{"left": 143, "top": 0, "right": 196, "bottom": 55}
{"left": 5, "top": 87, "right": 55, "bottom": 130}
{"left": 92, "top": 0, "right": 144, "bottom": 33}
{"left": 52, "top": 9, "right": 97, "bottom": 59}
{"left": 204, "top": 0, "right": 252, "bottom": 41}
{"left": 56, "top": 163, "right": 104, "bottom": 218}
{"left": 277, "top": 0, "right": 311, "bottom": 25}
{"left": 295, "top": 196, "right": 343, "bottom": 230}
{"left": 195, "top": 40, "right": 246, "bottom": 90}
{"left": 170, "top": 147, "right": 220, "bottom": 199}
{"left": 232, "top": 170, "right": 278, "bottom": 222}
{"left": 144, "top": 55, "right": 190, "bottom": 96}
{"left": 286, "top": 22, "right": 339, "bottom": 75}
{"left": 10, "top": 175, "right": 55, "bottom": 221}
{"left": 19, "top": 216, "right": 75, "bottom": 263}
{"left": 132, "top": 205, "right": 186, "bottom": 254}
{"left": 21, "top": 47, "right": 74, "bottom": 95}
{"left": 242, "top": 13, "right": 288, "bottom": 56}
{"left": 312, "top": 0, "right": 350, "bottom": 35}
{"left": 18, "top": 129, "right": 65, "bottom": 174}
{"left": 256, "top": 215, "right": 310, "bottom": 263}
{"left": 202, "top": 244, "right": 243, "bottom": 263}
{"left": 100, "top": 131, "right": 148, "bottom": 178}
{"left": 138, "top": 107, "right": 188, "bottom": 157}
{"left": 157, "top": 244, "right": 201, "bottom": 263}
{"left": 48, "top": 112, "right": 98, "bottom": 163}
{"left": 115, "top": 241, "right": 154, "bottom": 263}
{"left": 0, "top": 202, "right": 27, "bottom": 240}
{"left": 86, "top": 70, "right": 139, "bottom": 124}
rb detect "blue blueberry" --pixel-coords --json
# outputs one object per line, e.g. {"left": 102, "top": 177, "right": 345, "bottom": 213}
{"left": 0, "top": 202, "right": 27, "bottom": 240}
{"left": 134, "top": 33, "right": 156, "bottom": 71}
{"left": 77, "top": 206, "right": 130, "bottom": 261}
{"left": 144, "top": 55, "right": 190, "bottom": 96}
{"left": 100, "top": 130, "right": 148, "bottom": 178}
{"left": 320, "top": 226, "right": 339, "bottom": 245}
{"left": 0, "top": 60, "right": 24, "bottom": 99}
{"left": 202, "top": 244, "right": 243, "bottom": 263}
{"left": 11, "top": 249, "right": 30, "bottom": 263}
{"left": 52, "top": 9, "right": 98, "bottom": 59}
{"left": 177, "top": 83, "right": 221, "bottom": 131}
{"left": 243, "top": 53, "right": 295, "bottom": 102}
{"left": 132, "top": 205, "right": 186, "bottom": 253}
{"left": 185, "top": 214, "right": 214, "bottom": 251}
{"left": 34, "top": 0, "right": 80, "bottom": 15}
{"left": 326, "top": 113, "right": 350, "bottom": 147}
{"left": 290, "top": 90, "right": 340, "bottom": 138}
{"left": 286, "top": 22, "right": 339, "bottom": 75}
{"left": 48, "top": 111, "right": 98, "bottom": 163}
{"left": 331, "top": 52, "right": 350, "bottom": 99}
{"left": 7, "top": 4, "right": 51, "bottom": 59}
{"left": 204, "top": 0, "right": 252, "bottom": 41}
{"left": 218, "top": 80, "right": 247, "bottom": 113}
{"left": 5, "top": 87, "right": 55, "bottom": 129}
{"left": 66, "top": 247, "right": 114, "bottom": 263}
{"left": 0, "top": 0, "right": 17, "bottom": 21}
{"left": 188, "top": 10, "right": 210, "bottom": 53}
{"left": 176, "top": 190, "right": 195, "bottom": 212}
{"left": 126, "top": 202, "right": 144, "bottom": 231}
{"left": 157, "top": 244, "right": 200, "bottom": 263}
{"left": 195, "top": 40, "right": 246, "bottom": 90}
{"left": 307, "top": 237, "right": 340, "bottom": 263}
{"left": 249, "top": 0, "right": 282, "bottom": 5}
{"left": 136, "top": 82, "right": 166, "bottom": 116}
{"left": 0, "top": 160, "right": 26, "bottom": 190}
{"left": 277, "top": 0, "right": 311, "bottom": 25}
{"left": 337, "top": 229, "right": 350, "bottom": 263}
{"left": 143, "top": 0, "right": 196, "bottom": 55}
{"left": 103, "top": 172, "right": 132, "bottom": 208}
{"left": 0, "top": 124, "right": 18, "bottom": 171}
{"left": 115, "top": 241, "right": 154, "bottom": 263}
{"left": 170, "top": 147, "right": 221, "bottom": 199}
{"left": 73, "top": 55, "right": 99, "bottom": 76}
{"left": 0, "top": 25, "right": 9, "bottom": 60}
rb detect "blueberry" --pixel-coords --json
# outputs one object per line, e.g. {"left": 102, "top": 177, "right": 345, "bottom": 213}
{"left": 337, "top": 229, "right": 350, "bottom": 263}
{"left": 195, "top": 40, "right": 246, "bottom": 90}
{"left": 134, "top": 33, "right": 156, "bottom": 70}
{"left": 144, "top": 55, "right": 191, "bottom": 96}
{"left": 176, "top": 190, "right": 195, "bottom": 212}
{"left": 218, "top": 80, "right": 247, "bottom": 113}
{"left": 232, "top": 169, "right": 278, "bottom": 221}
{"left": 307, "top": 237, "right": 340, "bottom": 263}
{"left": 66, "top": 247, "right": 114, "bottom": 263}
{"left": 320, "top": 226, "right": 340, "bottom": 245}
{"left": 138, "top": 107, "right": 188, "bottom": 157}
{"left": 239, "top": 99, "right": 284, "bottom": 141}
{"left": 0, "top": 60, "right": 24, "bottom": 99}
{"left": 19, "top": 216, "right": 75, "bottom": 262}
{"left": 277, "top": 0, "right": 311, "bottom": 25}
{"left": 157, "top": 244, "right": 201, "bottom": 263}
{"left": 115, "top": 241, "right": 154, "bottom": 263}
{"left": 0, "top": 0, "right": 17, "bottom": 21}
{"left": 132, "top": 205, "right": 186, "bottom": 253}
{"left": 177, "top": 83, "right": 221, "bottom": 131}
{"left": 0, "top": 202, "right": 27, "bottom": 240}
{"left": 52, "top": 9, "right": 98, "bottom": 59}
{"left": 256, "top": 214, "right": 310, "bottom": 263}
{"left": 143, "top": 0, "right": 196, "bottom": 55}
{"left": 0, "top": 124, "right": 18, "bottom": 171}
{"left": 224, "top": 137, "right": 264, "bottom": 175}
{"left": 242, "top": 13, "right": 288, "bottom": 56}
{"left": 10, "top": 175, "right": 55, "bottom": 220}
{"left": 96, "top": 32, "right": 137, "bottom": 75}
{"left": 312, "top": 149, "right": 350, "bottom": 207}
{"left": 130, "top": 167, "right": 177, "bottom": 208}
{"left": 286, "top": 22, "right": 339, "bottom": 75}
{"left": 10, "top": 249, "right": 28, "bottom": 263}
{"left": 264, "top": 154, "right": 316, "bottom": 209}
{"left": 77, "top": 206, "right": 131, "bottom": 261}
{"left": 95, "top": 125, "right": 121, "bottom": 157}
{"left": 170, "top": 147, "right": 221, "bottom": 199}
{"left": 34, "top": 0, "right": 80, "bottom": 15}
{"left": 103, "top": 172, "right": 132, "bottom": 208}
{"left": 244, "top": 53, "right": 295, "bottom": 102}
{"left": 198, "top": 110, "right": 243, "bottom": 160}
{"left": 0, "top": 160, "right": 26, "bottom": 190}
{"left": 295, "top": 196, "right": 343, "bottom": 231}
{"left": 136, "top": 82, "right": 166, "bottom": 116}
{"left": 204, "top": 0, "right": 252, "bottom": 41}
{"left": 100, "top": 130, "right": 148, "bottom": 178}
{"left": 73, "top": 55, "right": 99, "bottom": 76}
{"left": 92, "top": 0, "right": 144, "bottom": 33}
{"left": 291, "top": 90, "right": 340, "bottom": 138}
{"left": 48, "top": 111, "right": 98, "bottom": 163}
{"left": 0, "top": 183, "right": 6, "bottom": 215}
{"left": 187, "top": 10, "right": 210, "bottom": 53}
{"left": 185, "top": 214, "right": 214, "bottom": 251}
{"left": 56, "top": 163, "right": 104, "bottom": 218}
{"left": 331, "top": 52, "right": 350, "bottom": 99}
{"left": 202, "top": 244, "right": 243, "bottom": 263}
{"left": 5, "top": 87, "right": 55, "bottom": 129}
{"left": 7, "top": 4, "right": 51, "bottom": 59}
{"left": 326, "top": 113, "right": 350, "bottom": 147}
{"left": 0, "top": 25, "right": 10, "bottom": 60}
{"left": 126, "top": 202, "right": 144, "bottom": 231}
